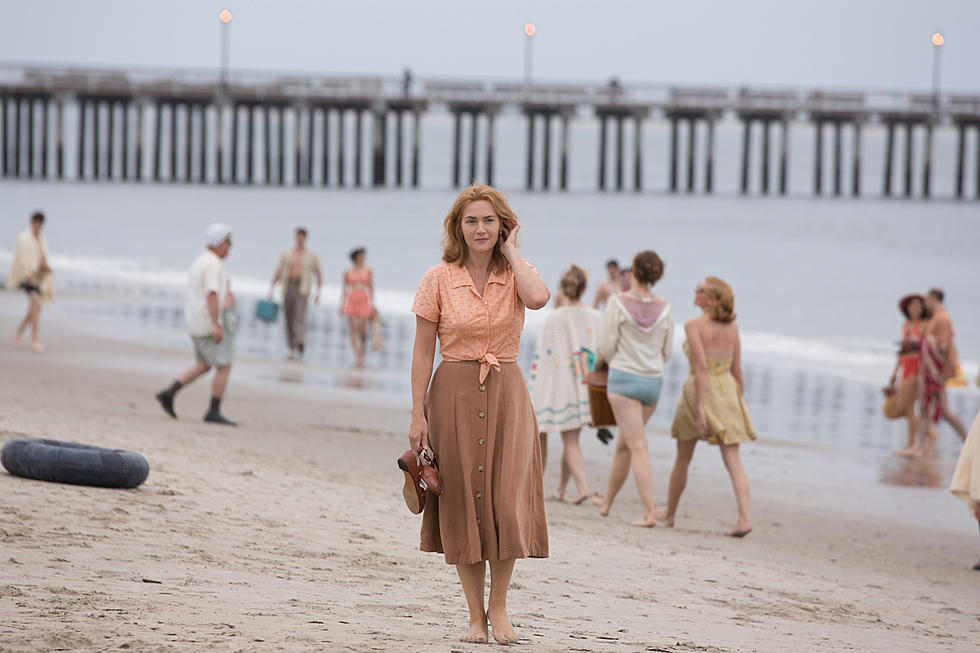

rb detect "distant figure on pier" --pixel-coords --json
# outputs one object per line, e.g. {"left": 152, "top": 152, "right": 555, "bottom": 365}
{"left": 341, "top": 247, "right": 375, "bottom": 368}
{"left": 912, "top": 288, "right": 968, "bottom": 455}
{"left": 887, "top": 294, "right": 938, "bottom": 457}
{"left": 950, "top": 408, "right": 980, "bottom": 570}
{"left": 592, "top": 259, "right": 620, "bottom": 309}
{"left": 529, "top": 265, "right": 600, "bottom": 504}
{"left": 7, "top": 212, "right": 53, "bottom": 352}
{"left": 402, "top": 67, "right": 414, "bottom": 96}
{"left": 155, "top": 223, "right": 237, "bottom": 426}
{"left": 269, "top": 227, "right": 322, "bottom": 361}
{"left": 661, "top": 277, "right": 756, "bottom": 537}
{"left": 593, "top": 251, "right": 674, "bottom": 527}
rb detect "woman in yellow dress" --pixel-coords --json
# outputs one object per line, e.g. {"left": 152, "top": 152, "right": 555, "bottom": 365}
{"left": 660, "top": 277, "right": 756, "bottom": 537}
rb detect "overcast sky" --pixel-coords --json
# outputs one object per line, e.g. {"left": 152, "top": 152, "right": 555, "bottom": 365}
{"left": 2, "top": 1, "right": 978, "bottom": 92}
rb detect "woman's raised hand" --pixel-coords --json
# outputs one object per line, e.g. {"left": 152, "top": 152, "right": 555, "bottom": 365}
{"left": 500, "top": 220, "right": 520, "bottom": 255}
{"left": 409, "top": 413, "right": 429, "bottom": 451}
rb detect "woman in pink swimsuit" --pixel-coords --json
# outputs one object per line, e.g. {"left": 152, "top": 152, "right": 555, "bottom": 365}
{"left": 341, "top": 247, "right": 375, "bottom": 368}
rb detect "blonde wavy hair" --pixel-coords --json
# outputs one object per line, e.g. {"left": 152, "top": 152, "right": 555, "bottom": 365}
{"left": 441, "top": 183, "right": 518, "bottom": 273}
{"left": 559, "top": 265, "right": 588, "bottom": 300}
{"left": 705, "top": 276, "right": 736, "bottom": 323}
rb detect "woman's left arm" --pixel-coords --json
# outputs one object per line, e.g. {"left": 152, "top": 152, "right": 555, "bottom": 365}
{"left": 500, "top": 223, "right": 550, "bottom": 309}
{"left": 731, "top": 326, "right": 745, "bottom": 393}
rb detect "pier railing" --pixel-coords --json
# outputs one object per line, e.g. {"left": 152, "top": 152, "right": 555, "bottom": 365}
{"left": 1, "top": 63, "right": 978, "bottom": 198}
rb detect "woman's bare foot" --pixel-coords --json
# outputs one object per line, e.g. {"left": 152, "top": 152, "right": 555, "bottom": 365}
{"left": 487, "top": 609, "right": 518, "bottom": 645}
{"left": 568, "top": 492, "right": 590, "bottom": 505}
{"left": 655, "top": 507, "right": 674, "bottom": 527}
{"left": 13, "top": 333, "right": 22, "bottom": 348}
{"left": 727, "top": 523, "right": 752, "bottom": 538}
{"left": 458, "top": 619, "right": 488, "bottom": 644}
{"left": 29, "top": 342, "right": 45, "bottom": 353}
{"left": 592, "top": 492, "right": 610, "bottom": 517}
{"left": 552, "top": 488, "right": 565, "bottom": 502}
{"left": 629, "top": 514, "right": 657, "bottom": 528}
{"left": 894, "top": 447, "right": 916, "bottom": 458}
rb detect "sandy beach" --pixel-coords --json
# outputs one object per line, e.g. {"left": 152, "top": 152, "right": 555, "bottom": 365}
{"left": 1, "top": 311, "right": 979, "bottom": 652}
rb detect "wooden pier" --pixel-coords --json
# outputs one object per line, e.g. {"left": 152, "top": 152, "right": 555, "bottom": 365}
{"left": 1, "top": 64, "right": 978, "bottom": 198}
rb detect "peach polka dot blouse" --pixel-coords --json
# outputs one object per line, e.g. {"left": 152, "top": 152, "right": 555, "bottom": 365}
{"left": 412, "top": 260, "right": 539, "bottom": 383}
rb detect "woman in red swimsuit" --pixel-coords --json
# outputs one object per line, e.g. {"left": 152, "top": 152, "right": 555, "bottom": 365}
{"left": 887, "top": 294, "right": 936, "bottom": 456}
{"left": 341, "top": 247, "right": 375, "bottom": 368}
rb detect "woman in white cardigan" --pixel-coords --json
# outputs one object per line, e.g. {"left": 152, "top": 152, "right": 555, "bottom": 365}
{"left": 593, "top": 250, "right": 673, "bottom": 527}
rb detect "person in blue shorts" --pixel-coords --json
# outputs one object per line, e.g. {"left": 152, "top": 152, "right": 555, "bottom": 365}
{"left": 592, "top": 250, "right": 674, "bottom": 527}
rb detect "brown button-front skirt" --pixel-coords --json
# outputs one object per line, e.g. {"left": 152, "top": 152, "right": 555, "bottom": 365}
{"left": 421, "top": 361, "right": 549, "bottom": 565}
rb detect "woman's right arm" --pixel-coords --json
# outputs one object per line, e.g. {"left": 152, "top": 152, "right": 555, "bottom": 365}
{"left": 731, "top": 325, "right": 745, "bottom": 393}
{"left": 685, "top": 321, "right": 709, "bottom": 435}
{"left": 409, "top": 316, "right": 438, "bottom": 451}
{"left": 596, "top": 299, "right": 620, "bottom": 363}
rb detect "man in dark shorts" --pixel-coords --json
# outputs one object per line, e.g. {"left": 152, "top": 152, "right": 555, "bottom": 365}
{"left": 7, "top": 212, "right": 52, "bottom": 352}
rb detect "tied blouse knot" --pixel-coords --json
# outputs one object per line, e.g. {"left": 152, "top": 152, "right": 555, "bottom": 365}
{"left": 411, "top": 260, "right": 537, "bottom": 382}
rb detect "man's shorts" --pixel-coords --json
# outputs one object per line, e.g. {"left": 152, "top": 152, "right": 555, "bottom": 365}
{"left": 191, "top": 335, "right": 233, "bottom": 368}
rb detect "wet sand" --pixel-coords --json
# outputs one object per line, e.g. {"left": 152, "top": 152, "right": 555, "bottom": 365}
{"left": 1, "top": 317, "right": 979, "bottom": 651}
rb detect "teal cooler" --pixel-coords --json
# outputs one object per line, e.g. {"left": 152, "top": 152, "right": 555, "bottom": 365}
{"left": 255, "top": 299, "right": 279, "bottom": 323}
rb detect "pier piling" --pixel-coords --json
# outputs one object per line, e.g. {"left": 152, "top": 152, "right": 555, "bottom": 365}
{"left": 670, "top": 116, "right": 679, "bottom": 192}
{"left": 883, "top": 121, "right": 895, "bottom": 196}
{"left": 705, "top": 119, "right": 715, "bottom": 193}
{"left": 542, "top": 113, "right": 552, "bottom": 190}
{"left": 903, "top": 123, "right": 913, "bottom": 198}
{"left": 760, "top": 119, "right": 770, "bottom": 194}
{"left": 778, "top": 119, "right": 788, "bottom": 195}
{"left": 814, "top": 120, "right": 823, "bottom": 195}
{"left": 598, "top": 115, "right": 607, "bottom": 191}
{"left": 469, "top": 111, "right": 479, "bottom": 186}
{"left": 851, "top": 122, "right": 861, "bottom": 196}
{"left": 740, "top": 119, "right": 750, "bottom": 194}
{"left": 687, "top": 118, "right": 696, "bottom": 193}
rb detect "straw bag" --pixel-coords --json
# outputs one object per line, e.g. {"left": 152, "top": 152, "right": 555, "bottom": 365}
{"left": 586, "top": 360, "right": 616, "bottom": 427}
{"left": 370, "top": 312, "right": 384, "bottom": 351}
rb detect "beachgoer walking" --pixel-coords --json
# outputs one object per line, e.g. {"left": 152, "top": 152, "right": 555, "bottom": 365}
{"left": 592, "top": 258, "right": 620, "bottom": 309}
{"left": 618, "top": 266, "right": 632, "bottom": 292}
{"left": 407, "top": 183, "right": 550, "bottom": 644}
{"left": 529, "top": 265, "right": 600, "bottom": 504}
{"left": 951, "top": 409, "right": 980, "bottom": 570}
{"left": 269, "top": 227, "right": 322, "bottom": 360}
{"left": 888, "top": 294, "right": 938, "bottom": 457}
{"left": 913, "top": 288, "right": 968, "bottom": 455}
{"left": 592, "top": 251, "right": 674, "bottom": 527}
{"left": 7, "top": 212, "right": 53, "bottom": 352}
{"left": 154, "top": 223, "right": 237, "bottom": 426}
{"left": 660, "top": 277, "right": 756, "bottom": 537}
{"left": 341, "top": 247, "right": 374, "bottom": 368}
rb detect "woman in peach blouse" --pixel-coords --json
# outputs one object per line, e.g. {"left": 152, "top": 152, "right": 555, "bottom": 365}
{"left": 407, "top": 183, "right": 550, "bottom": 644}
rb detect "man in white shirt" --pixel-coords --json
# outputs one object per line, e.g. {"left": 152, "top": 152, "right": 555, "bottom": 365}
{"left": 155, "top": 223, "right": 237, "bottom": 426}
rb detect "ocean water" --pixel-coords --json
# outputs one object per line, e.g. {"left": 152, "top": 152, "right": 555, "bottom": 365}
{"left": 2, "top": 115, "right": 978, "bottom": 462}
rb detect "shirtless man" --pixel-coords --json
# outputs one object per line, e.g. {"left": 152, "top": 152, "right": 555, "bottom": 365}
{"left": 592, "top": 259, "right": 620, "bottom": 310}
{"left": 913, "top": 288, "right": 968, "bottom": 455}
{"left": 270, "top": 228, "right": 322, "bottom": 360}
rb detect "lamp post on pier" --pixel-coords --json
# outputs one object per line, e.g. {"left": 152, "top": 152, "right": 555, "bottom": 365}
{"left": 930, "top": 31, "right": 944, "bottom": 111}
{"left": 219, "top": 9, "right": 233, "bottom": 92}
{"left": 523, "top": 23, "right": 536, "bottom": 90}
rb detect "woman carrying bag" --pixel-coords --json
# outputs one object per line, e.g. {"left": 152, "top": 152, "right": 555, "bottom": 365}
{"left": 404, "top": 183, "right": 550, "bottom": 645}
{"left": 592, "top": 250, "right": 674, "bottom": 527}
